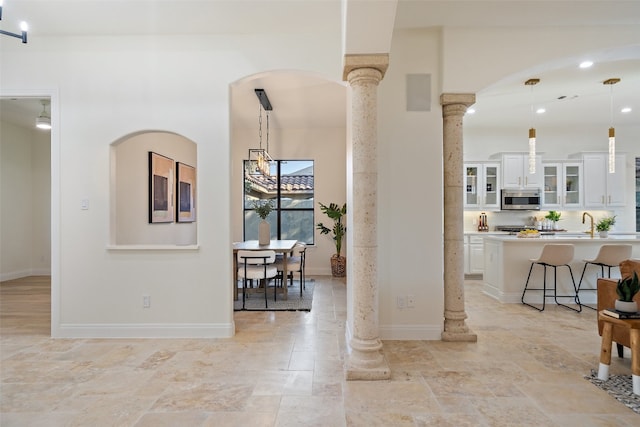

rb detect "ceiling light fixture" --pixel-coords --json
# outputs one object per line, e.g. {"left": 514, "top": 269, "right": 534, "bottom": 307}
{"left": 35, "top": 100, "right": 51, "bottom": 130}
{"left": 603, "top": 78, "right": 620, "bottom": 174}
{"left": 525, "top": 78, "right": 540, "bottom": 174}
{"left": 248, "top": 89, "right": 274, "bottom": 176}
{"left": 621, "top": 107, "right": 632, "bottom": 113}
{"left": 0, "top": 0, "right": 28, "bottom": 43}
{"left": 579, "top": 61, "right": 594, "bottom": 69}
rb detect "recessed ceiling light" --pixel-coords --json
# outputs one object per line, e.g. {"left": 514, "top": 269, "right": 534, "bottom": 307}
{"left": 621, "top": 107, "right": 632, "bottom": 113}
{"left": 536, "top": 108, "right": 546, "bottom": 114}
{"left": 579, "top": 61, "right": 594, "bottom": 69}
{"left": 466, "top": 108, "right": 476, "bottom": 114}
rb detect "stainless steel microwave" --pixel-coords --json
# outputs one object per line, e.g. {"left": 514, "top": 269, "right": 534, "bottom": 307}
{"left": 501, "top": 189, "right": 541, "bottom": 210}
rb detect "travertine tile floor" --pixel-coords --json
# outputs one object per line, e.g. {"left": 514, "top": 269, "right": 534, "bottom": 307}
{"left": 1, "top": 275, "right": 638, "bottom": 426}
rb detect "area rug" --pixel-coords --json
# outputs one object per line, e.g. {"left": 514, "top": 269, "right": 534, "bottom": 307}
{"left": 584, "top": 369, "right": 640, "bottom": 414}
{"left": 234, "top": 279, "right": 314, "bottom": 312}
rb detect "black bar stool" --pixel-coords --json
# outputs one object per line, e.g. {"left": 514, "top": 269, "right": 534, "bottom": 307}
{"left": 522, "top": 244, "right": 581, "bottom": 312}
{"left": 577, "top": 244, "right": 632, "bottom": 310}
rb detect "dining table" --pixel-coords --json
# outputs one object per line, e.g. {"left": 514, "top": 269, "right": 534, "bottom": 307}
{"left": 233, "top": 239, "right": 298, "bottom": 301}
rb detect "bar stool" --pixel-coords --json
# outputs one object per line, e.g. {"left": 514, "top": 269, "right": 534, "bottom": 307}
{"left": 577, "top": 244, "right": 632, "bottom": 310}
{"left": 521, "top": 244, "right": 582, "bottom": 312}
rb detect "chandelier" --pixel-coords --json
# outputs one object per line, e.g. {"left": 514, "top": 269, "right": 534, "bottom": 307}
{"left": 248, "top": 88, "right": 274, "bottom": 176}
{"left": 0, "top": 1, "right": 28, "bottom": 43}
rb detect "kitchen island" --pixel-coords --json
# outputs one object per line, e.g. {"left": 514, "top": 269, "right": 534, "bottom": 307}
{"left": 482, "top": 234, "right": 640, "bottom": 305}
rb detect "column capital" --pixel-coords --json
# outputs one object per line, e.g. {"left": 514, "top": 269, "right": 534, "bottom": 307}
{"left": 343, "top": 54, "right": 389, "bottom": 81}
{"left": 440, "top": 93, "right": 476, "bottom": 107}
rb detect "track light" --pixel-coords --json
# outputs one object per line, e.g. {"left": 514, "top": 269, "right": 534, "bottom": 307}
{"left": 0, "top": 1, "right": 29, "bottom": 43}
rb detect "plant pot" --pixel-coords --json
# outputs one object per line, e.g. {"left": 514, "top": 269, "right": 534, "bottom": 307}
{"left": 258, "top": 220, "right": 270, "bottom": 246}
{"left": 615, "top": 299, "right": 638, "bottom": 313}
{"left": 330, "top": 255, "right": 346, "bottom": 277}
{"left": 599, "top": 231, "right": 608, "bottom": 238}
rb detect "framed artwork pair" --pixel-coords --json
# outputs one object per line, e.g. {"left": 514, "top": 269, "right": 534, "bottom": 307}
{"left": 148, "top": 152, "right": 196, "bottom": 223}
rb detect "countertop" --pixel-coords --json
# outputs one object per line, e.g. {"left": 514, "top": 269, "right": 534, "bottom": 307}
{"left": 482, "top": 234, "right": 640, "bottom": 242}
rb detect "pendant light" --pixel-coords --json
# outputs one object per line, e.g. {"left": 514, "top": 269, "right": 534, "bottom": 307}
{"left": 248, "top": 89, "right": 274, "bottom": 176}
{"left": 603, "top": 78, "right": 620, "bottom": 173}
{"left": 35, "top": 100, "right": 51, "bottom": 130}
{"left": 525, "top": 78, "right": 540, "bottom": 174}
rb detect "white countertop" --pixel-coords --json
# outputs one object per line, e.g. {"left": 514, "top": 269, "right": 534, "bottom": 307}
{"left": 483, "top": 234, "right": 640, "bottom": 242}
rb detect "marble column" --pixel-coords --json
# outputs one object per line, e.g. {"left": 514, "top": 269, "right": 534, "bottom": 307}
{"left": 343, "top": 54, "right": 390, "bottom": 380}
{"left": 440, "top": 93, "right": 477, "bottom": 342}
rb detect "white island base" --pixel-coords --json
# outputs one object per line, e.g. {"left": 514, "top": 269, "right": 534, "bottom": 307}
{"left": 482, "top": 235, "right": 640, "bottom": 306}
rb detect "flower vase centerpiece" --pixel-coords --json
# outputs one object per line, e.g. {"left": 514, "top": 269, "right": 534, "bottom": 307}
{"left": 253, "top": 200, "right": 274, "bottom": 246}
{"left": 316, "top": 202, "right": 347, "bottom": 277}
{"left": 596, "top": 215, "right": 616, "bottom": 238}
{"left": 544, "top": 210, "right": 561, "bottom": 230}
{"left": 615, "top": 272, "right": 640, "bottom": 313}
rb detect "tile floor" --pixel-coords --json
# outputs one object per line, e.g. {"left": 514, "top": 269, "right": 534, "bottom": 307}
{"left": 1, "top": 275, "right": 638, "bottom": 426}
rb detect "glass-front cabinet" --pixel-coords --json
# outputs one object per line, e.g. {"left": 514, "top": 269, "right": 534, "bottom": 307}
{"left": 542, "top": 162, "right": 582, "bottom": 209}
{"left": 464, "top": 163, "right": 500, "bottom": 210}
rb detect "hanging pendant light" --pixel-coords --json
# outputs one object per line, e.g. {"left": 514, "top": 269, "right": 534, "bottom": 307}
{"left": 525, "top": 78, "right": 540, "bottom": 174}
{"left": 248, "top": 89, "right": 274, "bottom": 176}
{"left": 603, "top": 78, "right": 620, "bottom": 174}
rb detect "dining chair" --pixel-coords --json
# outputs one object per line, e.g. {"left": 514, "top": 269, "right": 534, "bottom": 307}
{"left": 521, "top": 244, "right": 581, "bottom": 312}
{"left": 237, "top": 250, "right": 278, "bottom": 309}
{"left": 577, "top": 244, "right": 632, "bottom": 310}
{"left": 275, "top": 242, "right": 306, "bottom": 297}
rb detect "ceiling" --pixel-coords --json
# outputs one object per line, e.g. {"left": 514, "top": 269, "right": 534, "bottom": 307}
{"left": 1, "top": 1, "right": 638, "bottom": 130}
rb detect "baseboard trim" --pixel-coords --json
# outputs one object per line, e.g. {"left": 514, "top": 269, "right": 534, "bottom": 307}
{"left": 379, "top": 324, "right": 442, "bottom": 340}
{"left": 0, "top": 269, "right": 51, "bottom": 282}
{"left": 54, "top": 322, "right": 234, "bottom": 339}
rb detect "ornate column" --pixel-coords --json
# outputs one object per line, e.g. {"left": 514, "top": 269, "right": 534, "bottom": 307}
{"left": 343, "top": 54, "right": 390, "bottom": 380}
{"left": 440, "top": 93, "right": 477, "bottom": 342}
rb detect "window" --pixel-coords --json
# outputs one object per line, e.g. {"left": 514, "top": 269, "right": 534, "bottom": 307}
{"left": 243, "top": 160, "right": 314, "bottom": 244}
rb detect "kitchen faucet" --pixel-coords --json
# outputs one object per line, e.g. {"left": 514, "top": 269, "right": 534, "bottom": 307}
{"left": 582, "top": 212, "right": 594, "bottom": 238}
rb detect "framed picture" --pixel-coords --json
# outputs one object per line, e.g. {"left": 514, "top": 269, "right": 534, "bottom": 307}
{"left": 148, "top": 152, "right": 174, "bottom": 223}
{"left": 176, "top": 162, "right": 196, "bottom": 223}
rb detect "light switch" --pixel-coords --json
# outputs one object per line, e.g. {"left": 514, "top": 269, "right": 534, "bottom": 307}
{"left": 81, "top": 199, "right": 89, "bottom": 210}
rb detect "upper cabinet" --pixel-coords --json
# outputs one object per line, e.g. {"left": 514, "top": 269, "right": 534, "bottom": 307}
{"left": 501, "top": 154, "right": 542, "bottom": 190}
{"left": 541, "top": 162, "right": 582, "bottom": 209}
{"left": 464, "top": 162, "right": 501, "bottom": 210}
{"left": 581, "top": 153, "right": 626, "bottom": 208}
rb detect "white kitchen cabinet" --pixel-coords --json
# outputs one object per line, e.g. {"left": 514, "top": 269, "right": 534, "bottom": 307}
{"left": 464, "top": 163, "right": 500, "bottom": 210}
{"left": 501, "top": 154, "right": 542, "bottom": 189}
{"left": 541, "top": 162, "right": 582, "bottom": 209}
{"left": 581, "top": 153, "right": 626, "bottom": 208}
{"left": 464, "top": 234, "right": 485, "bottom": 275}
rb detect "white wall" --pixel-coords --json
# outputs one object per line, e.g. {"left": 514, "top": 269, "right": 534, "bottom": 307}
{"left": 376, "top": 28, "right": 445, "bottom": 339}
{"left": 1, "top": 31, "right": 342, "bottom": 338}
{"left": 0, "top": 121, "right": 50, "bottom": 281}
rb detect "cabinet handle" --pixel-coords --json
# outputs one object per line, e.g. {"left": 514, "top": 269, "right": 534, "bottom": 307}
{"left": 609, "top": 195, "right": 611, "bottom": 204}
{"left": 525, "top": 177, "right": 528, "bottom": 186}
{"left": 602, "top": 195, "right": 605, "bottom": 204}
{"left": 518, "top": 177, "right": 521, "bottom": 186}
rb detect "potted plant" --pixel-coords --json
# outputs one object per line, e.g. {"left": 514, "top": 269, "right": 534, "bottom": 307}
{"left": 316, "top": 202, "right": 347, "bottom": 277}
{"left": 544, "top": 210, "right": 561, "bottom": 230}
{"left": 596, "top": 215, "right": 616, "bottom": 238}
{"left": 615, "top": 271, "right": 640, "bottom": 313}
{"left": 253, "top": 200, "right": 274, "bottom": 245}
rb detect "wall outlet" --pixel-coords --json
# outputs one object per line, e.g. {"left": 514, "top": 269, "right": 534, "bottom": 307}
{"left": 143, "top": 295, "right": 151, "bottom": 308}
{"left": 396, "top": 296, "right": 406, "bottom": 309}
{"left": 407, "top": 295, "right": 415, "bottom": 308}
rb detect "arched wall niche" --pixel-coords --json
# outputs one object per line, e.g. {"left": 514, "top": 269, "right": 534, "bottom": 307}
{"left": 110, "top": 130, "right": 197, "bottom": 247}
